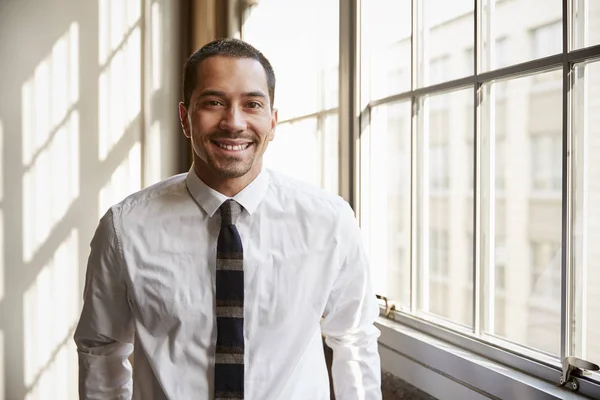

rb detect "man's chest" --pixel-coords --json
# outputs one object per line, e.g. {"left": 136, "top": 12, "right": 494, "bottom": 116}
{"left": 124, "top": 218, "right": 342, "bottom": 336}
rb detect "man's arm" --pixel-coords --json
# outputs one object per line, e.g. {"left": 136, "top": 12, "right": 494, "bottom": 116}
{"left": 74, "top": 208, "right": 135, "bottom": 399}
{"left": 321, "top": 202, "right": 382, "bottom": 400}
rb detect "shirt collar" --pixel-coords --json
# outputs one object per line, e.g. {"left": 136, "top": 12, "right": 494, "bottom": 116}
{"left": 185, "top": 165, "right": 270, "bottom": 217}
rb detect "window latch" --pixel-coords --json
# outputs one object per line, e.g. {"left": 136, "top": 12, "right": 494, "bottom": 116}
{"left": 558, "top": 356, "right": 599, "bottom": 391}
{"left": 376, "top": 294, "right": 396, "bottom": 318}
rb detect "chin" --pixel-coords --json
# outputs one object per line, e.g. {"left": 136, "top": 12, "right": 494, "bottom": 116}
{"left": 213, "top": 163, "right": 253, "bottom": 179}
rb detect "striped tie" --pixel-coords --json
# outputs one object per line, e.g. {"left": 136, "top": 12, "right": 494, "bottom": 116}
{"left": 215, "top": 199, "right": 244, "bottom": 399}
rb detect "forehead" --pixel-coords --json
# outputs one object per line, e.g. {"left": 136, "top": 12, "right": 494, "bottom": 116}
{"left": 194, "top": 56, "right": 269, "bottom": 94}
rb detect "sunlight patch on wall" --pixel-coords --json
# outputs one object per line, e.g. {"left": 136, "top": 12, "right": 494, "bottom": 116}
{"left": 98, "top": 0, "right": 142, "bottom": 161}
{"left": 24, "top": 339, "right": 77, "bottom": 400}
{"left": 22, "top": 111, "right": 80, "bottom": 263}
{"left": 23, "top": 229, "right": 79, "bottom": 399}
{"left": 21, "top": 22, "right": 79, "bottom": 168}
{"left": 144, "top": 120, "right": 162, "bottom": 186}
{"left": 151, "top": 1, "right": 162, "bottom": 92}
{"left": 98, "top": 30, "right": 141, "bottom": 160}
{"left": 21, "top": 23, "right": 80, "bottom": 263}
{"left": 99, "top": 141, "right": 142, "bottom": 218}
{"left": 99, "top": 0, "right": 141, "bottom": 66}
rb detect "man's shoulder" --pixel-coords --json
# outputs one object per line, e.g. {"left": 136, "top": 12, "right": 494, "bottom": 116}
{"left": 111, "top": 172, "right": 188, "bottom": 214}
{"left": 266, "top": 169, "right": 348, "bottom": 211}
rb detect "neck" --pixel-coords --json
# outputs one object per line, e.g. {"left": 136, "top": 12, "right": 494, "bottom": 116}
{"left": 193, "top": 158, "right": 262, "bottom": 197}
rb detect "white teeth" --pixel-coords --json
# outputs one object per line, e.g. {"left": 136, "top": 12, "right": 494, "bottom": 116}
{"left": 216, "top": 142, "right": 249, "bottom": 151}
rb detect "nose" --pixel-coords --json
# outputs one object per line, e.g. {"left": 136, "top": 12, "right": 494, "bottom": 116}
{"left": 219, "top": 106, "right": 247, "bottom": 133}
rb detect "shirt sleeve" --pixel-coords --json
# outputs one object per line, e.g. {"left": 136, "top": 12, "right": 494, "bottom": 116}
{"left": 73, "top": 208, "right": 135, "bottom": 399}
{"left": 321, "top": 202, "right": 382, "bottom": 400}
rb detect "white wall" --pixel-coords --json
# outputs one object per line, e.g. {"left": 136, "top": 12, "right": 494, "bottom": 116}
{"left": 0, "top": 0, "right": 183, "bottom": 398}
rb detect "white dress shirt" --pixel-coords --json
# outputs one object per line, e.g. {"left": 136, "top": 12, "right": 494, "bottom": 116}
{"left": 74, "top": 167, "right": 382, "bottom": 400}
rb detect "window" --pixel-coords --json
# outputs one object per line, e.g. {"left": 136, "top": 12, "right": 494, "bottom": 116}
{"left": 531, "top": 22, "right": 564, "bottom": 86}
{"left": 495, "top": 37, "right": 508, "bottom": 68}
{"left": 429, "top": 56, "right": 451, "bottom": 86}
{"left": 429, "top": 145, "right": 449, "bottom": 191}
{"left": 530, "top": 241, "right": 561, "bottom": 302}
{"left": 531, "top": 21, "right": 562, "bottom": 59}
{"left": 481, "top": 0, "right": 561, "bottom": 71}
{"left": 416, "top": 89, "right": 474, "bottom": 328}
{"left": 477, "top": 37, "right": 509, "bottom": 72}
{"left": 495, "top": 242, "right": 507, "bottom": 292}
{"left": 572, "top": 60, "right": 600, "bottom": 368}
{"left": 480, "top": 72, "right": 563, "bottom": 355}
{"left": 531, "top": 133, "right": 562, "bottom": 192}
{"left": 356, "top": 0, "right": 600, "bottom": 395}
{"left": 387, "top": 68, "right": 407, "bottom": 96}
{"left": 360, "top": 102, "right": 412, "bottom": 308}
{"left": 494, "top": 138, "right": 506, "bottom": 192}
{"left": 423, "top": 0, "right": 474, "bottom": 86}
{"left": 361, "top": 0, "right": 411, "bottom": 102}
{"left": 573, "top": 0, "right": 600, "bottom": 49}
{"left": 429, "top": 229, "right": 449, "bottom": 278}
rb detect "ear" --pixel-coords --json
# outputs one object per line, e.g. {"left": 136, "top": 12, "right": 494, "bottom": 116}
{"left": 179, "top": 102, "right": 191, "bottom": 138}
{"left": 269, "top": 108, "right": 278, "bottom": 141}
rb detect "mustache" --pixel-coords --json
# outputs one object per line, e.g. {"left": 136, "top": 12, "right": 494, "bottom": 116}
{"left": 208, "top": 132, "right": 257, "bottom": 142}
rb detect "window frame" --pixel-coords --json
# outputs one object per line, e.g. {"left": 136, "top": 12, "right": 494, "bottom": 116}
{"left": 347, "top": 0, "right": 600, "bottom": 397}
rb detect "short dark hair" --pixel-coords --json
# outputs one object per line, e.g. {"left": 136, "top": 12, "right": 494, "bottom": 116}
{"left": 182, "top": 38, "right": 276, "bottom": 109}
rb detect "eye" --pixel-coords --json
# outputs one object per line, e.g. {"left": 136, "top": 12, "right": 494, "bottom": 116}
{"left": 246, "top": 101, "right": 263, "bottom": 109}
{"left": 204, "top": 100, "right": 224, "bottom": 107}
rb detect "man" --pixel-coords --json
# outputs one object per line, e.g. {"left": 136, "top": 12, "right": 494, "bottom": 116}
{"left": 74, "top": 38, "right": 381, "bottom": 400}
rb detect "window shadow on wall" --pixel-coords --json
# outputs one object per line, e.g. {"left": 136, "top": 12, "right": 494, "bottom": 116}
{"left": 0, "top": 0, "right": 167, "bottom": 397}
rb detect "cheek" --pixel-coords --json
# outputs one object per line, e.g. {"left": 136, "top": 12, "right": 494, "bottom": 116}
{"left": 254, "top": 119, "right": 275, "bottom": 141}
{"left": 191, "top": 113, "right": 219, "bottom": 136}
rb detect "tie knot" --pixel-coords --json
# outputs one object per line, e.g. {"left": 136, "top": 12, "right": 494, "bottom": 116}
{"left": 220, "top": 199, "right": 242, "bottom": 226}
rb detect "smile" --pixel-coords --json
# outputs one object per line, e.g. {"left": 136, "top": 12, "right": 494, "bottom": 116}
{"left": 213, "top": 141, "right": 252, "bottom": 151}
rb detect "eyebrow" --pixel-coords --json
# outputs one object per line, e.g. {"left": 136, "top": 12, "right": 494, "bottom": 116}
{"left": 198, "top": 89, "right": 268, "bottom": 100}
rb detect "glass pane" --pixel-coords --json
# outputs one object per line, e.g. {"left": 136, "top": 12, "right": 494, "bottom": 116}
{"left": 361, "top": 0, "right": 411, "bottom": 104}
{"left": 417, "top": 89, "right": 474, "bottom": 327}
{"left": 264, "top": 115, "right": 339, "bottom": 193}
{"left": 421, "top": 0, "right": 474, "bottom": 87}
{"left": 242, "top": 0, "right": 338, "bottom": 120}
{"left": 482, "top": 0, "right": 562, "bottom": 72}
{"left": 573, "top": 0, "right": 600, "bottom": 50}
{"left": 573, "top": 61, "right": 600, "bottom": 371}
{"left": 481, "top": 71, "right": 562, "bottom": 356}
{"left": 360, "top": 102, "right": 411, "bottom": 308}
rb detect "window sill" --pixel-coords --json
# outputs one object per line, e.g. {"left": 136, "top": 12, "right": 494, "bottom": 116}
{"left": 376, "top": 315, "right": 600, "bottom": 399}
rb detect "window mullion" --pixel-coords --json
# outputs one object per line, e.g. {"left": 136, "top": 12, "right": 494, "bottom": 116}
{"left": 473, "top": 0, "right": 482, "bottom": 337}
{"left": 560, "top": 0, "right": 572, "bottom": 362}
{"left": 338, "top": 0, "right": 358, "bottom": 207}
{"left": 409, "top": 0, "right": 419, "bottom": 314}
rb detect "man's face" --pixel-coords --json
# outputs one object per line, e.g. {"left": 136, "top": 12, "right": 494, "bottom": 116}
{"left": 179, "top": 56, "right": 277, "bottom": 181}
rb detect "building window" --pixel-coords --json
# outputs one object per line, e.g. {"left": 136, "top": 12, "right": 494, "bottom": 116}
{"left": 531, "top": 133, "right": 562, "bottom": 192}
{"left": 530, "top": 241, "right": 561, "bottom": 302}
{"left": 531, "top": 21, "right": 562, "bottom": 59}
{"left": 430, "top": 229, "right": 449, "bottom": 278}
{"left": 429, "top": 55, "right": 451, "bottom": 86}
{"left": 429, "top": 144, "right": 449, "bottom": 191}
